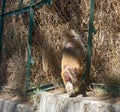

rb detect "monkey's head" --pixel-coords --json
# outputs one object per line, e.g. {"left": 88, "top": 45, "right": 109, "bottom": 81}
{"left": 63, "top": 30, "right": 86, "bottom": 59}
{"left": 63, "top": 30, "right": 78, "bottom": 46}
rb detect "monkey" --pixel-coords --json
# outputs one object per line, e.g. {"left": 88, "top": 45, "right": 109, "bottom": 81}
{"left": 61, "top": 30, "right": 86, "bottom": 97}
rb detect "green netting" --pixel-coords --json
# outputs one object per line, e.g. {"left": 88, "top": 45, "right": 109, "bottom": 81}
{"left": 0, "top": 0, "right": 52, "bottom": 92}
{"left": 0, "top": 0, "right": 94, "bottom": 91}
{"left": 0, "top": 0, "right": 6, "bottom": 61}
{"left": 82, "top": 0, "right": 95, "bottom": 81}
{"left": 1, "top": 0, "right": 119, "bottom": 94}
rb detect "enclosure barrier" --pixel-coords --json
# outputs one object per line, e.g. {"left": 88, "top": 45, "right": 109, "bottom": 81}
{"left": 0, "top": 0, "right": 53, "bottom": 92}
{"left": 0, "top": 0, "right": 96, "bottom": 92}
{"left": 0, "top": 0, "right": 119, "bottom": 94}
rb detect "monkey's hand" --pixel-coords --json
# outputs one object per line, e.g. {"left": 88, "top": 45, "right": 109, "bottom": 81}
{"left": 65, "top": 82, "right": 75, "bottom": 97}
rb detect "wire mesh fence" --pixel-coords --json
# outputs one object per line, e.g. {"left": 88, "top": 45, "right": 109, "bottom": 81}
{"left": 0, "top": 0, "right": 120, "bottom": 93}
{"left": 2, "top": 14, "right": 28, "bottom": 90}
{"left": 0, "top": 2, "right": 1, "bottom": 15}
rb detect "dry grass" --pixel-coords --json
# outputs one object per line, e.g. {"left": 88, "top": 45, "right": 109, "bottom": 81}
{"left": 92, "top": 0, "right": 120, "bottom": 86}
{"left": 0, "top": 0, "right": 120, "bottom": 92}
{"left": 0, "top": 15, "right": 28, "bottom": 90}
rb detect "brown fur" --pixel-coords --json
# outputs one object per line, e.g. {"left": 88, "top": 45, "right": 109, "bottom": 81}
{"left": 61, "top": 30, "right": 85, "bottom": 97}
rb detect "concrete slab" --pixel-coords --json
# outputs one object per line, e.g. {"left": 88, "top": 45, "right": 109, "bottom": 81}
{"left": 0, "top": 98, "right": 34, "bottom": 112}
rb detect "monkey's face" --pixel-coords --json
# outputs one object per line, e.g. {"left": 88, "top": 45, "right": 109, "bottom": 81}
{"left": 64, "top": 40, "right": 83, "bottom": 59}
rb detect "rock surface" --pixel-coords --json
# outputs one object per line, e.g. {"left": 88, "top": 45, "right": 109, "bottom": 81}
{"left": 0, "top": 92, "right": 120, "bottom": 112}
{"left": 0, "top": 98, "right": 34, "bottom": 112}
{"left": 35, "top": 92, "right": 120, "bottom": 112}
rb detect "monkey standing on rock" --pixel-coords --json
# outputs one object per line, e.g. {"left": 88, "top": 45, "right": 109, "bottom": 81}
{"left": 61, "top": 30, "right": 86, "bottom": 97}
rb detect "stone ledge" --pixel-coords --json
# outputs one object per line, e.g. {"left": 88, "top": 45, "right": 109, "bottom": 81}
{"left": 35, "top": 92, "right": 120, "bottom": 112}
{"left": 0, "top": 98, "right": 34, "bottom": 112}
{"left": 0, "top": 92, "right": 120, "bottom": 112}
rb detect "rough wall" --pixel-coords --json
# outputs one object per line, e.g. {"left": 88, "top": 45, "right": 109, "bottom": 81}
{"left": 35, "top": 92, "right": 120, "bottom": 112}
